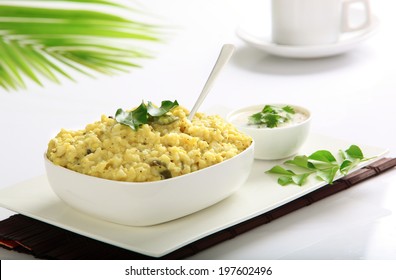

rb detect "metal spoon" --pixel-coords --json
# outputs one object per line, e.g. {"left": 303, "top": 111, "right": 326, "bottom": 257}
{"left": 188, "top": 44, "right": 235, "bottom": 121}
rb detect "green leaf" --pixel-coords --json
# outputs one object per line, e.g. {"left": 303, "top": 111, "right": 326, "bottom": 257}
{"left": 338, "top": 145, "right": 364, "bottom": 174}
{"left": 10, "top": 0, "right": 126, "bottom": 7}
{"left": 0, "top": 1, "right": 163, "bottom": 91}
{"left": 0, "top": 40, "right": 43, "bottom": 87}
{"left": 115, "top": 102, "right": 148, "bottom": 131}
{"left": 266, "top": 145, "right": 372, "bottom": 187}
{"left": 115, "top": 100, "right": 179, "bottom": 131}
{"left": 285, "top": 155, "right": 315, "bottom": 170}
{"left": 263, "top": 113, "right": 280, "bottom": 128}
{"left": 266, "top": 165, "right": 295, "bottom": 176}
{"left": 282, "top": 105, "right": 295, "bottom": 114}
{"left": 147, "top": 100, "right": 179, "bottom": 117}
{"left": 248, "top": 112, "right": 263, "bottom": 125}
{"left": 248, "top": 104, "right": 297, "bottom": 128}
{"left": 291, "top": 173, "right": 310, "bottom": 186}
{"left": 278, "top": 176, "right": 294, "bottom": 186}
{"left": 340, "top": 160, "right": 354, "bottom": 175}
{"left": 308, "top": 150, "right": 337, "bottom": 163}
{"left": 315, "top": 166, "right": 339, "bottom": 184}
{"left": 274, "top": 172, "right": 310, "bottom": 186}
{"left": 262, "top": 105, "right": 276, "bottom": 114}
{"left": 345, "top": 145, "right": 364, "bottom": 160}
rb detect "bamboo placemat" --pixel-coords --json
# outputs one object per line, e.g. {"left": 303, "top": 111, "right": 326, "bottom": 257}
{"left": 1, "top": 157, "right": 395, "bottom": 260}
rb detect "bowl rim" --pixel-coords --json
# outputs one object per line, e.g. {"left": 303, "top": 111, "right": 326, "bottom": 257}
{"left": 227, "top": 103, "right": 312, "bottom": 131}
{"left": 44, "top": 140, "right": 254, "bottom": 186}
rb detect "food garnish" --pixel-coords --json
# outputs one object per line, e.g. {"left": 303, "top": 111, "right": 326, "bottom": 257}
{"left": 115, "top": 100, "right": 179, "bottom": 131}
{"left": 266, "top": 145, "right": 372, "bottom": 186}
{"left": 248, "top": 105, "right": 295, "bottom": 128}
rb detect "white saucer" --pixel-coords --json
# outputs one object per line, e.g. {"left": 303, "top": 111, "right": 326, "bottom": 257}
{"left": 236, "top": 12, "right": 379, "bottom": 59}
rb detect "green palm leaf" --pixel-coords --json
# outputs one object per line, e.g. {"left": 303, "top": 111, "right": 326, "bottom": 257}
{"left": 0, "top": 0, "right": 162, "bottom": 91}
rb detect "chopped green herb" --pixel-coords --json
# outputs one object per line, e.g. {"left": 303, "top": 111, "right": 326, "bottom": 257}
{"left": 282, "top": 105, "right": 295, "bottom": 114}
{"left": 266, "top": 145, "right": 372, "bottom": 186}
{"left": 248, "top": 104, "right": 295, "bottom": 128}
{"left": 262, "top": 105, "right": 277, "bottom": 114}
{"left": 115, "top": 100, "right": 179, "bottom": 131}
{"left": 263, "top": 113, "right": 281, "bottom": 128}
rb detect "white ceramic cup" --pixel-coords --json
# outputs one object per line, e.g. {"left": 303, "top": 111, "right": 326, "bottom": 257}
{"left": 271, "top": 0, "right": 371, "bottom": 46}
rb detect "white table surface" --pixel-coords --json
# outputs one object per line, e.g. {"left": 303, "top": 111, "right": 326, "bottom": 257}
{"left": 1, "top": 0, "right": 395, "bottom": 260}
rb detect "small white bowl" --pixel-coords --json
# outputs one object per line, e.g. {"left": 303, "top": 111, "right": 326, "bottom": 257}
{"left": 44, "top": 142, "right": 254, "bottom": 226}
{"left": 227, "top": 104, "right": 311, "bottom": 160}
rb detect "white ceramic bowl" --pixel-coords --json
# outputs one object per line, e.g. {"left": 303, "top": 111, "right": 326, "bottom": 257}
{"left": 227, "top": 104, "right": 311, "bottom": 160}
{"left": 44, "top": 142, "right": 254, "bottom": 226}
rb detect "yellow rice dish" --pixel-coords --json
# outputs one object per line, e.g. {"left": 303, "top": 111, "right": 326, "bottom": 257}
{"left": 46, "top": 105, "right": 252, "bottom": 182}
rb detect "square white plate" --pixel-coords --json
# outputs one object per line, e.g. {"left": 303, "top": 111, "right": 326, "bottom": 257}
{"left": 0, "top": 133, "right": 388, "bottom": 257}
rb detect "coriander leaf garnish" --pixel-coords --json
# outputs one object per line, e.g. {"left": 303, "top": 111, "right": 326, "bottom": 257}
{"left": 263, "top": 113, "right": 281, "bottom": 128}
{"left": 248, "top": 112, "right": 264, "bottom": 125}
{"left": 282, "top": 105, "right": 295, "bottom": 114}
{"left": 248, "top": 104, "right": 296, "bottom": 128}
{"left": 262, "top": 105, "right": 277, "bottom": 114}
{"left": 115, "top": 100, "right": 179, "bottom": 131}
{"left": 266, "top": 145, "right": 373, "bottom": 186}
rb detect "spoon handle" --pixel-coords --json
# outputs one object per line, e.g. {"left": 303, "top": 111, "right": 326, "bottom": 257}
{"left": 188, "top": 44, "right": 235, "bottom": 121}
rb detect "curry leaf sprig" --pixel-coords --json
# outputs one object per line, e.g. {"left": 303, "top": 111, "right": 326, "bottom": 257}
{"left": 266, "top": 145, "right": 372, "bottom": 186}
{"left": 115, "top": 100, "right": 179, "bottom": 131}
{"left": 249, "top": 105, "right": 295, "bottom": 128}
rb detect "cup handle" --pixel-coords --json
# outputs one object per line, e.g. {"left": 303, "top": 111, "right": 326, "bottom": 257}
{"left": 342, "top": 0, "right": 371, "bottom": 32}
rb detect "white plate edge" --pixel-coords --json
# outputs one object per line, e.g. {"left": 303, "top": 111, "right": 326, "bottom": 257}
{"left": 0, "top": 136, "right": 390, "bottom": 257}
